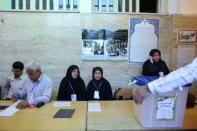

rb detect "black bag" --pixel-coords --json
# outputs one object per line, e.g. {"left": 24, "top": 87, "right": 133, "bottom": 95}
{"left": 186, "top": 93, "right": 196, "bottom": 108}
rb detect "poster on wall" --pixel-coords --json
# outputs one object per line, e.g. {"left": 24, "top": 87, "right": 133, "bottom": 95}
{"left": 81, "top": 29, "right": 128, "bottom": 61}
{"left": 129, "top": 18, "right": 160, "bottom": 63}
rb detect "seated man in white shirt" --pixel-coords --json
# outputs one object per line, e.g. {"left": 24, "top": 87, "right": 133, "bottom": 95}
{"left": 133, "top": 57, "right": 197, "bottom": 104}
{"left": 3, "top": 61, "right": 27, "bottom": 100}
{"left": 12, "top": 62, "right": 53, "bottom": 109}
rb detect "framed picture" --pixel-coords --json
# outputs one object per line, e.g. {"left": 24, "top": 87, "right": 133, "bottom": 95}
{"left": 81, "top": 29, "right": 128, "bottom": 61}
{"left": 178, "top": 30, "right": 197, "bottom": 43}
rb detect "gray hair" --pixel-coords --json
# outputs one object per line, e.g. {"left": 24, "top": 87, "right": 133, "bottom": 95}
{"left": 26, "top": 61, "right": 41, "bottom": 71}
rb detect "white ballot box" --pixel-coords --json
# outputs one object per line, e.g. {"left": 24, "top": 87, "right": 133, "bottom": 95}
{"left": 133, "top": 85, "right": 189, "bottom": 128}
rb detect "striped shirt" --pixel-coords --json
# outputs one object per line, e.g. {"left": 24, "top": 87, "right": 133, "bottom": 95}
{"left": 148, "top": 57, "right": 197, "bottom": 94}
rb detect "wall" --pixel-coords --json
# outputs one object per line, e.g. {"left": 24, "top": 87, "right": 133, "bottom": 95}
{"left": 170, "top": 14, "right": 197, "bottom": 87}
{"left": 179, "top": 0, "right": 197, "bottom": 14}
{"left": 167, "top": 0, "right": 197, "bottom": 14}
{"left": 170, "top": 14, "right": 197, "bottom": 69}
{"left": 0, "top": 12, "right": 170, "bottom": 89}
{"left": 167, "top": 0, "right": 180, "bottom": 14}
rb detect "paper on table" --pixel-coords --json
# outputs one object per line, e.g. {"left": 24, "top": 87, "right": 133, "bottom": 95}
{"left": 88, "top": 102, "right": 101, "bottom": 112}
{"left": 53, "top": 102, "right": 71, "bottom": 107}
{"left": 0, "top": 106, "right": 19, "bottom": 117}
{"left": 0, "top": 101, "right": 22, "bottom": 117}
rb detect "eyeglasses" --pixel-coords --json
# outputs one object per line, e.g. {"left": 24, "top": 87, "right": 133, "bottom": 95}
{"left": 11, "top": 69, "right": 22, "bottom": 73}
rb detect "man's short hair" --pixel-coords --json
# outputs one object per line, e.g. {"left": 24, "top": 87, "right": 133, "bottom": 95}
{"left": 26, "top": 61, "right": 41, "bottom": 71}
{"left": 12, "top": 61, "right": 24, "bottom": 70}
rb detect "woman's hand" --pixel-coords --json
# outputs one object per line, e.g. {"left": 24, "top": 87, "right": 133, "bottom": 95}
{"left": 149, "top": 56, "right": 154, "bottom": 64}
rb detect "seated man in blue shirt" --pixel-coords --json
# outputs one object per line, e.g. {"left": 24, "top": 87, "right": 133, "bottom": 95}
{"left": 12, "top": 62, "right": 53, "bottom": 109}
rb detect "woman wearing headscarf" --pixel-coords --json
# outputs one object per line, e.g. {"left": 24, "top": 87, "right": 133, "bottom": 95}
{"left": 142, "top": 49, "right": 170, "bottom": 76}
{"left": 87, "top": 67, "right": 113, "bottom": 100}
{"left": 57, "top": 65, "right": 87, "bottom": 101}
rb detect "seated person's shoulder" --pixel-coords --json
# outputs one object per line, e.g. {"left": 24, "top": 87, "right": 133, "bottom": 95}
{"left": 7, "top": 76, "right": 15, "bottom": 82}
{"left": 160, "top": 60, "right": 168, "bottom": 64}
{"left": 103, "top": 78, "right": 110, "bottom": 85}
{"left": 43, "top": 75, "right": 53, "bottom": 84}
{"left": 143, "top": 59, "right": 151, "bottom": 65}
{"left": 21, "top": 74, "right": 28, "bottom": 80}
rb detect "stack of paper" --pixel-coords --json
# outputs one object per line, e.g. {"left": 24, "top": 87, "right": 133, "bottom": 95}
{"left": 0, "top": 101, "right": 22, "bottom": 117}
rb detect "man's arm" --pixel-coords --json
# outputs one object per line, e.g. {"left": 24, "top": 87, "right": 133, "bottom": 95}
{"left": 133, "top": 58, "right": 197, "bottom": 104}
{"left": 30, "top": 80, "right": 53, "bottom": 105}
{"left": 148, "top": 58, "right": 197, "bottom": 94}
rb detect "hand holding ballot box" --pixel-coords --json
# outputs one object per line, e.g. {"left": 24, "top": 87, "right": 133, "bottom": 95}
{"left": 131, "top": 76, "right": 190, "bottom": 128}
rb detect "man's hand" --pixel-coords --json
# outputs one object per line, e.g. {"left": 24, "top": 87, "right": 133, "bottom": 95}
{"left": 133, "top": 86, "right": 152, "bottom": 104}
{"left": 11, "top": 95, "right": 17, "bottom": 102}
{"left": 16, "top": 100, "right": 28, "bottom": 109}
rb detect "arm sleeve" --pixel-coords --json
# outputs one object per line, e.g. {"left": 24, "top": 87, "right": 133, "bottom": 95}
{"left": 148, "top": 58, "right": 197, "bottom": 94}
{"left": 80, "top": 81, "right": 87, "bottom": 101}
{"left": 33, "top": 80, "right": 53, "bottom": 104}
{"left": 104, "top": 81, "right": 113, "bottom": 100}
{"left": 17, "top": 82, "right": 27, "bottom": 100}
{"left": 87, "top": 82, "right": 93, "bottom": 100}
{"left": 57, "top": 79, "right": 67, "bottom": 101}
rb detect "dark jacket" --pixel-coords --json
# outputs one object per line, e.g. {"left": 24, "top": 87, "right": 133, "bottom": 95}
{"left": 142, "top": 60, "right": 170, "bottom": 76}
{"left": 87, "top": 78, "right": 113, "bottom": 100}
{"left": 57, "top": 65, "right": 87, "bottom": 101}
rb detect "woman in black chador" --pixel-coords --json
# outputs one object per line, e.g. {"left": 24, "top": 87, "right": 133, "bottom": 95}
{"left": 87, "top": 67, "right": 113, "bottom": 100}
{"left": 57, "top": 65, "right": 87, "bottom": 101}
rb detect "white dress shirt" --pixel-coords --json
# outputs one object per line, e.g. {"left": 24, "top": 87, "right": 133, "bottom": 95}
{"left": 18, "top": 74, "right": 53, "bottom": 105}
{"left": 3, "top": 74, "right": 27, "bottom": 99}
{"left": 148, "top": 57, "right": 197, "bottom": 94}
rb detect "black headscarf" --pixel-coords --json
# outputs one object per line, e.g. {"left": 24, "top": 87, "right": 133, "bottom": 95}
{"left": 66, "top": 65, "right": 80, "bottom": 82}
{"left": 92, "top": 67, "right": 103, "bottom": 86}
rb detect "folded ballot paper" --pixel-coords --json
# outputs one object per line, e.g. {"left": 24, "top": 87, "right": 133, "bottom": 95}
{"left": 0, "top": 101, "right": 22, "bottom": 117}
{"left": 88, "top": 102, "right": 101, "bottom": 112}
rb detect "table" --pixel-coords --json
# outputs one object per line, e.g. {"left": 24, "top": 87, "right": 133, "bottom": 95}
{"left": 183, "top": 105, "right": 197, "bottom": 129}
{"left": 0, "top": 101, "right": 87, "bottom": 131}
{"left": 87, "top": 100, "right": 141, "bottom": 131}
{"left": 0, "top": 100, "right": 196, "bottom": 130}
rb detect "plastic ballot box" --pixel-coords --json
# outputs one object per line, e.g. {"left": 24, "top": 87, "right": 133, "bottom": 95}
{"left": 130, "top": 76, "right": 190, "bottom": 128}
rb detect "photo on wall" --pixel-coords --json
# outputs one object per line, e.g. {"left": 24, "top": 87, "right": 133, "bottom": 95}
{"left": 178, "top": 30, "right": 197, "bottom": 43}
{"left": 81, "top": 29, "right": 128, "bottom": 61}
